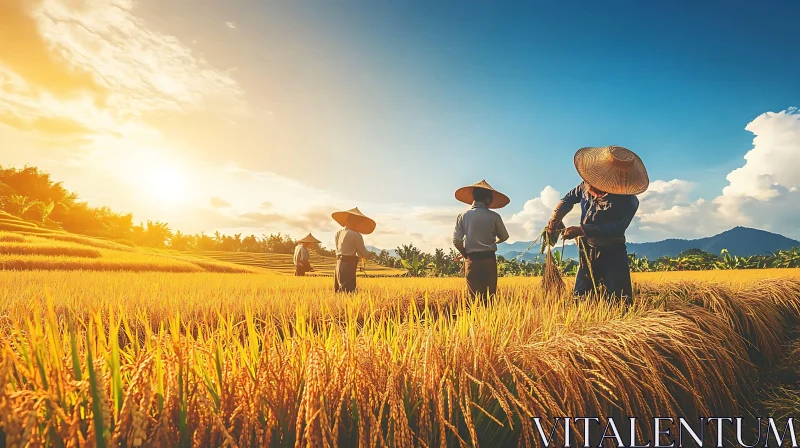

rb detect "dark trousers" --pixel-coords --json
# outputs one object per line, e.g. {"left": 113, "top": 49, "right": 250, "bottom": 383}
{"left": 334, "top": 256, "right": 358, "bottom": 293}
{"left": 294, "top": 261, "right": 312, "bottom": 276}
{"left": 574, "top": 241, "right": 633, "bottom": 304}
{"left": 465, "top": 253, "right": 497, "bottom": 302}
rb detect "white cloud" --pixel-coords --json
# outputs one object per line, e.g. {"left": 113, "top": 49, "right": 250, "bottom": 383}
{"left": 715, "top": 109, "right": 800, "bottom": 217}
{"left": 630, "top": 179, "right": 719, "bottom": 239}
{"left": 210, "top": 105, "right": 800, "bottom": 250}
{"left": 0, "top": 0, "right": 245, "bottom": 140}
{"left": 507, "top": 109, "right": 800, "bottom": 244}
{"left": 3, "top": 1, "right": 799, "bottom": 251}
{"left": 632, "top": 109, "right": 800, "bottom": 241}
{"left": 33, "top": 0, "right": 245, "bottom": 115}
{"left": 506, "top": 185, "right": 579, "bottom": 241}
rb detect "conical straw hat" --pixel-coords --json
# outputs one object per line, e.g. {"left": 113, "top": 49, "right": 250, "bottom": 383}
{"left": 574, "top": 146, "right": 649, "bottom": 195}
{"left": 331, "top": 207, "right": 376, "bottom": 235}
{"left": 454, "top": 179, "right": 510, "bottom": 209}
{"left": 298, "top": 233, "right": 321, "bottom": 244}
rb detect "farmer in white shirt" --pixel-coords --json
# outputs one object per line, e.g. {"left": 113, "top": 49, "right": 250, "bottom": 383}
{"left": 331, "top": 208, "right": 375, "bottom": 293}
{"left": 293, "top": 234, "right": 320, "bottom": 276}
{"left": 453, "top": 180, "right": 510, "bottom": 302}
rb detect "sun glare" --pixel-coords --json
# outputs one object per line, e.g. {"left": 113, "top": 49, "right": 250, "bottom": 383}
{"left": 143, "top": 164, "right": 189, "bottom": 205}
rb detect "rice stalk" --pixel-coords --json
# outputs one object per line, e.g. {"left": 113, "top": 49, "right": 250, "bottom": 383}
{"left": 540, "top": 229, "right": 566, "bottom": 297}
{"left": 0, "top": 271, "right": 798, "bottom": 446}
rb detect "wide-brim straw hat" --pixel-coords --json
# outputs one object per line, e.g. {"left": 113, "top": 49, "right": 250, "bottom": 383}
{"left": 574, "top": 146, "right": 649, "bottom": 195}
{"left": 331, "top": 207, "right": 376, "bottom": 235}
{"left": 298, "top": 233, "right": 321, "bottom": 244}
{"left": 454, "top": 179, "right": 510, "bottom": 209}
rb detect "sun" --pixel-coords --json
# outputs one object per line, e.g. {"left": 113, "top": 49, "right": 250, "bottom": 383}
{"left": 142, "top": 163, "right": 189, "bottom": 205}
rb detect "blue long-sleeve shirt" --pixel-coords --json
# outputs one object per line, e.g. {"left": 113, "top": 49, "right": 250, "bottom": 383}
{"left": 557, "top": 182, "right": 639, "bottom": 240}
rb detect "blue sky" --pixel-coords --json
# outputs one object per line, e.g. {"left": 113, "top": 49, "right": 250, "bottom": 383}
{"left": 149, "top": 0, "right": 800, "bottom": 202}
{"left": 2, "top": 0, "right": 800, "bottom": 250}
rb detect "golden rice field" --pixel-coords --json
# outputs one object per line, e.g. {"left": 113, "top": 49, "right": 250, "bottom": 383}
{"left": 0, "top": 211, "right": 255, "bottom": 274}
{"left": 0, "top": 210, "right": 401, "bottom": 276}
{"left": 180, "top": 250, "right": 405, "bottom": 277}
{"left": 1, "top": 265, "right": 800, "bottom": 447}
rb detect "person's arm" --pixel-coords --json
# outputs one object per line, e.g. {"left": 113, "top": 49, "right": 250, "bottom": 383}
{"left": 355, "top": 233, "right": 370, "bottom": 260}
{"left": 452, "top": 214, "right": 467, "bottom": 257}
{"left": 581, "top": 196, "right": 639, "bottom": 238}
{"left": 495, "top": 215, "right": 509, "bottom": 244}
{"left": 548, "top": 184, "right": 582, "bottom": 229}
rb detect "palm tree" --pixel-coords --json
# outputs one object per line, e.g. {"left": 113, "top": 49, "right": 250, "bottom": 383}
{"left": 431, "top": 248, "right": 449, "bottom": 277}
{"left": 396, "top": 244, "right": 424, "bottom": 263}
{"left": 715, "top": 249, "right": 748, "bottom": 270}
{"left": 33, "top": 201, "right": 56, "bottom": 224}
{"left": 628, "top": 253, "right": 651, "bottom": 272}
{"left": 5, "top": 194, "right": 39, "bottom": 218}
{"left": 770, "top": 248, "right": 800, "bottom": 268}
{"left": 401, "top": 254, "right": 428, "bottom": 277}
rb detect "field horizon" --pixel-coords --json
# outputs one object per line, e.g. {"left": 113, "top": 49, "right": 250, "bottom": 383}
{"left": 0, "top": 210, "right": 403, "bottom": 277}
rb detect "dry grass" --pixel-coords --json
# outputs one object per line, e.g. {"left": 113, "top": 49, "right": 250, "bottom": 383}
{"left": 1, "top": 271, "right": 799, "bottom": 447}
{"left": 761, "top": 338, "right": 800, "bottom": 419}
{"left": 633, "top": 268, "right": 800, "bottom": 284}
{"left": 541, "top": 248, "right": 566, "bottom": 296}
{"left": 0, "top": 231, "right": 26, "bottom": 243}
{"left": 183, "top": 249, "right": 406, "bottom": 277}
{"left": 0, "top": 216, "right": 391, "bottom": 276}
{"left": 0, "top": 242, "right": 102, "bottom": 258}
{"left": 24, "top": 232, "right": 136, "bottom": 251}
{"left": 0, "top": 229, "right": 255, "bottom": 274}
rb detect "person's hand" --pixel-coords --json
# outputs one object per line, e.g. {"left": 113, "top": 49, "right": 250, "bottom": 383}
{"left": 562, "top": 226, "right": 585, "bottom": 240}
{"left": 546, "top": 218, "right": 559, "bottom": 230}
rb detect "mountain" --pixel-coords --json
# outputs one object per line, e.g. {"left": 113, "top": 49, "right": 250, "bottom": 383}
{"left": 499, "top": 245, "right": 580, "bottom": 261}
{"left": 367, "top": 245, "right": 396, "bottom": 257}
{"left": 497, "top": 227, "right": 799, "bottom": 261}
{"left": 626, "top": 227, "right": 799, "bottom": 259}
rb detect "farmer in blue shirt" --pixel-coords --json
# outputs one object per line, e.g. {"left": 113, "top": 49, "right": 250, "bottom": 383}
{"left": 546, "top": 146, "right": 649, "bottom": 304}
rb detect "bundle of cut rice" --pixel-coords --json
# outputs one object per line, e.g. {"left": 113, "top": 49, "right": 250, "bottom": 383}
{"left": 540, "top": 227, "right": 566, "bottom": 296}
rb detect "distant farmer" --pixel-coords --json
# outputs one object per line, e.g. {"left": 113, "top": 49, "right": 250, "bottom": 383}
{"left": 546, "top": 146, "right": 649, "bottom": 304}
{"left": 453, "top": 180, "right": 510, "bottom": 302}
{"left": 293, "top": 233, "right": 320, "bottom": 276}
{"left": 332, "top": 207, "right": 375, "bottom": 293}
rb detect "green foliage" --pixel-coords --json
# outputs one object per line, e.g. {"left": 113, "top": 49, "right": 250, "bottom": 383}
{"left": 373, "top": 249, "right": 400, "bottom": 268}
{"left": 379, "top": 244, "right": 800, "bottom": 278}
{"left": 4, "top": 165, "right": 800, "bottom": 273}
{"left": 0, "top": 165, "right": 338, "bottom": 254}
{"left": 400, "top": 254, "right": 428, "bottom": 277}
{"left": 627, "top": 247, "right": 800, "bottom": 271}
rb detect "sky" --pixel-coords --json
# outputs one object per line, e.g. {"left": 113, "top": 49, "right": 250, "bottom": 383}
{"left": 2, "top": 0, "right": 800, "bottom": 252}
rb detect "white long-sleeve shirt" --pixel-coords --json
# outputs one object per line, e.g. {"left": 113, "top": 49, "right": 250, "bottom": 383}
{"left": 335, "top": 227, "right": 370, "bottom": 258}
{"left": 293, "top": 244, "right": 309, "bottom": 267}
{"left": 453, "top": 202, "right": 510, "bottom": 254}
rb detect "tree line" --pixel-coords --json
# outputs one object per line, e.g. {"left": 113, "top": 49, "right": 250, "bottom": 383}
{"left": 369, "top": 244, "right": 800, "bottom": 277}
{"left": 3, "top": 165, "right": 799, "bottom": 273}
{"left": 0, "top": 166, "right": 335, "bottom": 256}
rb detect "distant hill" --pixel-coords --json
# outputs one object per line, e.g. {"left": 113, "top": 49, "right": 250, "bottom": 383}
{"left": 498, "top": 227, "right": 800, "bottom": 261}
{"left": 626, "top": 227, "right": 800, "bottom": 259}
{"left": 367, "top": 245, "right": 397, "bottom": 257}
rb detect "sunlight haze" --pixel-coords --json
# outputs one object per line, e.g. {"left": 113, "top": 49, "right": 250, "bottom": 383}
{"left": 3, "top": 0, "right": 800, "bottom": 252}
